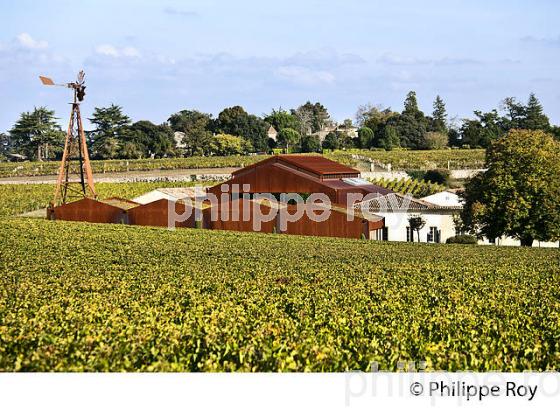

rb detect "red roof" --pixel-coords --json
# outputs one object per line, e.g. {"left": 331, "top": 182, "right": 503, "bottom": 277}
{"left": 233, "top": 155, "right": 359, "bottom": 178}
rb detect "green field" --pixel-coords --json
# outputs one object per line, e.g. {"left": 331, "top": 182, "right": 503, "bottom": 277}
{"left": 0, "top": 149, "right": 485, "bottom": 178}
{"left": 0, "top": 217, "right": 558, "bottom": 371}
{"left": 0, "top": 181, "right": 213, "bottom": 217}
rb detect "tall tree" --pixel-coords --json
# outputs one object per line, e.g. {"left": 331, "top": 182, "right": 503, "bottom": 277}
{"left": 9, "top": 107, "right": 64, "bottom": 161}
{"left": 460, "top": 110, "right": 504, "bottom": 148}
{"left": 88, "top": 104, "right": 131, "bottom": 158}
{"left": 500, "top": 97, "right": 526, "bottom": 130}
{"left": 430, "top": 95, "right": 448, "bottom": 133}
{"left": 168, "top": 110, "right": 212, "bottom": 134}
{"left": 322, "top": 132, "right": 340, "bottom": 150}
{"left": 357, "top": 127, "right": 374, "bottom": 149}
{"left": 216, "top": 106, "right": 268, "bottom": 151}
{"left": 394, "top": 91, "right": 428, "bottom": 149}
{"left": 277, "top": 128, "right": 300, "bottom": 152}
{"left": 264, "top": 109, "right": 301, "bottom": 133}
{"left": 523, "top": 93, "right": 550, "bottom": 130}
{"left": 300, "top": 134, "right": 322, "bottom": 153}
{"left": 128, "top": 121, "right": 175, "bottom": 158}
{"left": 460, "top": 129, "right": 560, "bottom": 246}
{"left": 292, "top": 102, "right": 331, "bottom": 134}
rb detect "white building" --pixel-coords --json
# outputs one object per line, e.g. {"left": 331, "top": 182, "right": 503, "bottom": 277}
{"left": 356, "top": 193, "right": 460, "bottom": 243}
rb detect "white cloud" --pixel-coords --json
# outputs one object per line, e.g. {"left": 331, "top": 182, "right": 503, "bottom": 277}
{"left": 95, "top": 44, "right": 140, "bottom": 58}
{"left": 377, "top": 52, "right": 481, "bottom": 66}
{"left": 16, "top": 33, "right": 48, "bottom": 49}
{"left": 274, "top": 65, "right": 335, "bottom": 86}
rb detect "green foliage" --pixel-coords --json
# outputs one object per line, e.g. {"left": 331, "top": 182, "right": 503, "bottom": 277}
{"left": 128, "top": 121, "right": 175, "bottom": 158}
{"left": 300, "top": 134, "right": 321, "bottom": 153}
{"left": 357, "top": 127, "right": 374, "bottom": 148}
{"left": 292, "top": 102, "right": 331, "bottom": 134}
{"left": 424, "top": 132, "right": 448, "bottom": 150}
{"left": 378, "top": 125, "right": 400, "bottom": 150}
{"left": 446, "top": 235, "right": 478, "bottom": 244}
{"left": 460, "top": 129, "right": 560, "bottom": 246}
{"left": 277, "top": 128, "right": 301, "bottom": 151}
{"left": 209, "top": 134, "right": 252, "bottom": 156}
{"left": 216, "top": 106, "right": 268, "bottom": 151}
{"left": 430, "top": 95, "right": 448, "bottom": 133}
{"left": 264, "top": 109, "right": 301, "bottom": 133}
{"left": 9, "top": 107, "right": 64, "bottom": 161}
{"left": 0, "top": 218, "right": 559, "bottom": 371}
{"left": 322, "top": 132, "right": 339, "bottom": 150}
{"left": 88, "top": 104, "right": 132, "bottom": 158}
{"left": 423, "top": 169, "right": 450, "bottom": 186}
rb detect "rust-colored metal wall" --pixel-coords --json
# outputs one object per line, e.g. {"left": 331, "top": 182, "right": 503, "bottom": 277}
{"left": 49, "top": 198, "right": 127, "bottom": 224}
{"left": 208, "top": 162, "right": 339, "bottom": 202}
{"left": 202, "top": 199, "right": 384, "bottom": 239}
{"left": 202, "top": 199, "right": 277, "bottom": 234}
{"left": 127, "top": 199, "right": 198, "bottom": 228}
{"left": 280, "top": 205, "right": 383, "bottom": 239}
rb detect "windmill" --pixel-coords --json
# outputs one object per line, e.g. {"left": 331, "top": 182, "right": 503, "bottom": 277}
{"left": 40, "top": 70, "right": 96, "bottom": 205}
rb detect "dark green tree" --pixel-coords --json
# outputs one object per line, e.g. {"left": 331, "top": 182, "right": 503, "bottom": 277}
{"left": 264, "top": 109, "right": 301, "bottom": 133}
{"left": 128, "top": 121, "right": 175, "bottom": 158}
{"left": 430, "top": 95, "right": 448, "bottom": 133}
{"left": 522, "top": 93, "right": 550, "bottom": 130}
{"left": 394, "top": 91, "right": 428, "bottom": 149}
{"left": 277, "top": 128, "right": 301, "bottom": 152}
{"left": 377, "top": 125, "right": 400, "bottom": 150}
{"left": 88, "top": 104, "right": 131, "bottom": 158}
{"left": 216, "top": 106, "right": 268, "bottom": 151}
{"left": 460, "top": 129, "right": 560, "bottom": 246}
{"left": 357, "top": 127, "right": 374, "bottom": 148}
{"left": 460, "top": 110, "right": 504, "bottom": 148}
{"left": 168, "top": 110, "right": 212, "bottom": 134}
{"left": 500, "top": 97, "right": 526, "bottom": 130}
{"left": 300, "top": 134, "right": 322, "bottom": 153}
{"left": 9, "top": 107, "right": 64, "bottom": 161}
{"left": 408, "top": 215, "right": 426, "bottom": 242}
{"left": 322, "top": 132, "right": 340, "bottom": 150}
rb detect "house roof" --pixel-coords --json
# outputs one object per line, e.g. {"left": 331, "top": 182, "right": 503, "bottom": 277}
{"left": 355, "top": 193, "right": 462, "bottom": 213}
{"left": 232, "top": 155, "right": 359, "bottom": 178}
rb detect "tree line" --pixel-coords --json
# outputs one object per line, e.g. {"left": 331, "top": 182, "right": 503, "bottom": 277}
{"left": 1, "top": 92, "right": 559, "bottom": 161}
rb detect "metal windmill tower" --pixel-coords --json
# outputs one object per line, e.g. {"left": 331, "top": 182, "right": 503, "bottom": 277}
{"left": 40, "top": 71, "right": 96, "bottom": 205}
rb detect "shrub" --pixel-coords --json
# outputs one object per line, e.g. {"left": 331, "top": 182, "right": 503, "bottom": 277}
{"left": 446, "top": 235, "right": 478, "bottom": 244}
{"left": 423, "top": 169, "right": 450, "bottom": 186}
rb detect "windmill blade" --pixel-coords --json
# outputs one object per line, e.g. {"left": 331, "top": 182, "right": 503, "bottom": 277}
{"left": 39, "top": 75, "right": 69, "bottom": 87}
{"left": 39, "top": 76, "right": 55, "bottom": 85}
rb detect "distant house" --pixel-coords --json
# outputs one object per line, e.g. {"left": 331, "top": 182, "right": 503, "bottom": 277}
{"left": 133, "top": 187, "right": 207, "bottom": 205}
{"left": 267, "top": 126, "right": 278, "bottom": 142}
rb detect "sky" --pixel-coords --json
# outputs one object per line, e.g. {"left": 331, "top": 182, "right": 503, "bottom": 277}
{"left": 1, "top": 0, "right": 559, "bottom": 132}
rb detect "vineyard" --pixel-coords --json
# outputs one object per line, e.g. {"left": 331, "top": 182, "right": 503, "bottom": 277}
{"left": 0, "top": 149, "right": 485, "bottom": 178}
{"left": 0, "top": 218, "right": 558, "bottom": 371}
{"left": 368, "top": 177, "right": 445, "bottom": 198}
{"left": 343, "top": 149, "right": 486, "bottom": 171}
{"left": 0, "top": 182, "right": 213, "bottom": 217}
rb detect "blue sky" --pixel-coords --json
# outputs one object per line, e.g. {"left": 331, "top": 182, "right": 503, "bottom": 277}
{"left": 1, "top": 0, "right": 559, "bottom": 132}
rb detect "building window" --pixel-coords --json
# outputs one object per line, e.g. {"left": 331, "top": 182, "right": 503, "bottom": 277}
{"left": 406, "top": 226, "right": 413, "bottom": 242}
{"left": 427, "top": 226, "right": 440, "bottom": 243}
{"left": 382, "top": 227, "right": 388, "bottom": 241}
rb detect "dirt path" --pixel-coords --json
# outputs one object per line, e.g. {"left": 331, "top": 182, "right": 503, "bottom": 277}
{"left": 0, "top": 167, "right": 240, "bottom": 184}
